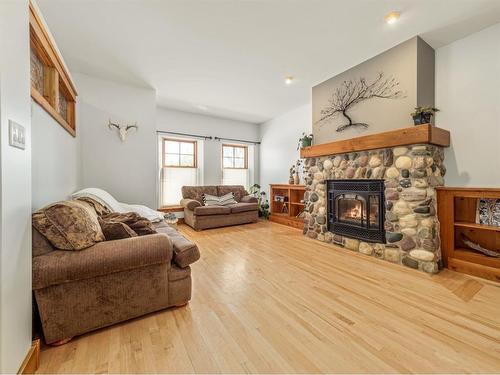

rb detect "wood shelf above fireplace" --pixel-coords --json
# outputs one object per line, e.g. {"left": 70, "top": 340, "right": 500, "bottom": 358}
{"left": 300, "top": 124, "right": 450, "bottom": 158}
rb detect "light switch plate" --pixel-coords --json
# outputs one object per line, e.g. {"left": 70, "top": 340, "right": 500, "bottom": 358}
{"left": 9, "top": 120, "right": 25, "bottom": 150}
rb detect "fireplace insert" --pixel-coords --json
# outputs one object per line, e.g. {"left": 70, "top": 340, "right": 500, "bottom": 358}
{"left": 327, "top": 179, "right": 385, "bottom": 243}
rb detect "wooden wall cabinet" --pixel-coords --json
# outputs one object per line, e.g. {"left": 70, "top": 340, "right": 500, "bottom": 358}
{"left": 29, "top": 1, "right": 77, "bottom": 136}
{"left": 437, "top": 187, "right": 500, "bottom": 282}
{"left": 269, "top": 184, "right": 305, "bottom": 229}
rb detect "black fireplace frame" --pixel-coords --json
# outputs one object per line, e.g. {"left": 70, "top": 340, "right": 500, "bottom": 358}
{"left": 327, "top": 179, "right": 386, "bottom": 243}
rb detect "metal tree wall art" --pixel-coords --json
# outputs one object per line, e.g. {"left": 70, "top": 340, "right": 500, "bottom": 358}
{"left": 317, "top": 72, "right": 404, "bottom": 132}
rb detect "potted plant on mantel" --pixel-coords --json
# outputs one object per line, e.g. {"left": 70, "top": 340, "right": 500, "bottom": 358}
{"left": 411, "top": 106, "right": 440, "bottom": 125}
{"left": 297, "top": 133, "right": 313, "bottom": 150}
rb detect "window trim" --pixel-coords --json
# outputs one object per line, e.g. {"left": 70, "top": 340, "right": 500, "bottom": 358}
{"left": 162, "top": 138, "right": 198, "bottom": 168}
{"left": 222, "top": 143, "right": 248, "bottom": 170}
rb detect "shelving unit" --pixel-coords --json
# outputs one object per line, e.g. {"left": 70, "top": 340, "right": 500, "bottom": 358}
{"left": 437, "top": 187, "right": 500, "bottom": 282}
{"left": 269, "top": 184, "right": 305, "bottom": 229}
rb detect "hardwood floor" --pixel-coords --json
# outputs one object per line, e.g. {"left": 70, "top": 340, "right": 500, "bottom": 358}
{"left": 37, "top": 221, "right": 500, "bottom": 373}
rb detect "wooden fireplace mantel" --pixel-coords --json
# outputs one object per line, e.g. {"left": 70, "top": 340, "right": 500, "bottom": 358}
{"left": 300, "top": 124, "right": 450, "bottom": 158}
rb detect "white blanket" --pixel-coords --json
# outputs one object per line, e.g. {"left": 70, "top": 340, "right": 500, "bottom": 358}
{"left": 72, "top": 188, "right": 166, "bottom": 222}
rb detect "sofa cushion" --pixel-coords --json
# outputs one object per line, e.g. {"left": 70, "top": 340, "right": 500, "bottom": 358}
{"left": 182, "top": 185, "right": 218, "bottom": 203}
{"left": 194, "top": 205, "right": 231, "bottom": 216}
{"left": 155, "top": 224, "right": 200, "bottom": 268}
{"left": 228, "top": 202, "right": 259, "bottom": 214}
{"left": 217, "top": 185, "right": 248, "bottom": 202}
{"left": 33, "top": 200, "right": 105, "bottom": 251}
{"left": 241, "top": 195, "right": 258, "bottom": 203}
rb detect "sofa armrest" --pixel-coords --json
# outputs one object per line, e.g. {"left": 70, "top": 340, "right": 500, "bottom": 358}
{"left": 33, "top": 234, "right": 173, "bottom": 290}
{"left": 241, "top": 195, "right": 258, "bottom": 203}
{"left": 180, "top": 198, "right": 202, "bottom": 210}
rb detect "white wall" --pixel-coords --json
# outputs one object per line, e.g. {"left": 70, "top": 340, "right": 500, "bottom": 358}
{"left": 31, "top": 1, "right": 81, "bottom": 211}
{"left": 31, "top": 103, "right": 81, "bottom": 210}
{"left": 157, "top": 107, "right": 260, "bottom": 187}
{"left": 259, "top": 104, "right": 312, "bottom": 196}
{"left": 436, "top": 23, "right": 500, "bottom": 187}
{"left": 0, "top": 0, "right": 32, "bottom": 372}
{"left": 75, "top": 73, "right": 157, "bottom": 208}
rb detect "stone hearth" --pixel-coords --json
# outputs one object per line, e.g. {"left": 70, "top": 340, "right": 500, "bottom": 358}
{"left": 303, "top": 144, "right": 445, "bottom": 274}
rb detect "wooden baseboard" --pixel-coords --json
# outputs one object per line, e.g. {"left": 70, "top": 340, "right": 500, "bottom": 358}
{"left": 18, "top": 339, "right": 40, "bottom": 374}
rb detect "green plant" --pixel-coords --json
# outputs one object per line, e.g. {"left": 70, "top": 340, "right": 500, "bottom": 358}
{"left": 411, "top": 106, "right": 439, "bottom": 116}
{"left": 297, "top": 132, "right": 313, "bottom": 150}
{"left": 249, "top": 183, "right": 270, "bottom": 219}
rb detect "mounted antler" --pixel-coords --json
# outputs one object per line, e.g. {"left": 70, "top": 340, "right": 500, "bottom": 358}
{"left": 107, "top": 120, "right": 138, "bottom": 142}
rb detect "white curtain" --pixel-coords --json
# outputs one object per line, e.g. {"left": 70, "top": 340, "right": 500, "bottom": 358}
{"left": 160, "top": 167, "right": 198, "bottom": 206}
{"left": 222, "top": 168, "right": 249, "bottom": 187}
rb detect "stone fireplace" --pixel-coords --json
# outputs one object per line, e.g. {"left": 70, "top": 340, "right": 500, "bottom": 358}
{"left": 302, "top": 125, "right": 449, "bottom": 274}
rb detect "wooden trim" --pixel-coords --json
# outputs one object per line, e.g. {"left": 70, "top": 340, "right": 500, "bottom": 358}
{"left": 29, "top": 2, "right": 77, "bottom": 98}
{"left": 222, "top": 144, "right": 248, "bottom": 170}
{"left": 31, "top": 87, "right": 76, "bottom": 136}
{"left": 158, "top": 205, "right": 184, "bottom": 213}
{"left": 162, "top": 138, "right": 197, "bottom": 168}
{"left": 17, "top": 339, "right": 40, "bottom": 374}
{"left": 300, "top": 124, "right": 450, "bottom": 158}
{"left": 29, "top": 1, "right": 77, "bottom": 135}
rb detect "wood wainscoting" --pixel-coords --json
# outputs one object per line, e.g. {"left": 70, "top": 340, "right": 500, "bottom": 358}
{"left": 437, "top": 187, "right": 500, "bottom": 282}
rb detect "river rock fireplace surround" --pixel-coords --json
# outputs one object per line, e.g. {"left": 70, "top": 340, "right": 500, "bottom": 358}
{"left": 301, "top": 125, "right": 450, "bottom": 274}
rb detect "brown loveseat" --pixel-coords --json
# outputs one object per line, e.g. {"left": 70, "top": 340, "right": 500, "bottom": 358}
{"left": 32, "top": 221, "right": 199, "bottom": 344}
{"left": 181, "top": 185, "right": 258, "bottom": 230}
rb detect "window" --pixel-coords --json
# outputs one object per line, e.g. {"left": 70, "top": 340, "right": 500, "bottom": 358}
{"left": 30, "top": 2, "right": 77, "bottom": 136}
{"left": 159, "top": 138, "right": 200, "bottom": 207}
{"left": 222, "top": 144, "right": 248, "bottom": 187}
{"left": 222, "top": 144, "right": 247, "bottom": 169}
{"left": 163, "top": 139, "right": 197, "bottom": 168}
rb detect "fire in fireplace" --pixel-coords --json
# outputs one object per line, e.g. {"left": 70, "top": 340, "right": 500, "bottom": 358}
{"left": 327, "top": 179, "right": 385, "bottom": 243}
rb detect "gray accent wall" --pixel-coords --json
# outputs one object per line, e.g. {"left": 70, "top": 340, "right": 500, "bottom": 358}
{"left": 312, "top": 36, "right": 435, "bottom": 144}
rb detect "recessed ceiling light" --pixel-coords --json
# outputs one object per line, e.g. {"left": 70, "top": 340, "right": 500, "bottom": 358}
{"left": 384, "top": 11, "right": 400, "bottom": 24}
{"left": 285, "top": 76, "right": 294, "bottom": 85}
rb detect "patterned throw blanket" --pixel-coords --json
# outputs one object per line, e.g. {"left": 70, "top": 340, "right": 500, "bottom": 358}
{"left": 77, "top": 197, "right": 157, "bottom": 241}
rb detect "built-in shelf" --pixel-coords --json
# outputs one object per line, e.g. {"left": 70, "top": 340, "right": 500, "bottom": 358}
{"left": 269, "top": 184, "right": 305, "bottom": 229}
{"left": 300, "top": 124, "right": 450, "bottom": 158}
{"left": 437, "top": 187, "right": 500, "bottom": 282}
{"left": 454, "top": 222, "right": 500, "bottom": 233}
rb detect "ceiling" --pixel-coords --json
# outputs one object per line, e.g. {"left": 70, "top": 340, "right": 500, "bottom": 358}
{"left": 37, "top": 0, "right": 500, "bottom": 124}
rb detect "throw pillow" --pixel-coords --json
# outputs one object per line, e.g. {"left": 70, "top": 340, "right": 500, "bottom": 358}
{"left": 32, "top": 200, "right": 105, "bottom": 251}
{"left": 203, "top": 192, "right": 237, "bottom": 206}
{"left": 98, "top": 219, "right": 138, "bottom": 241}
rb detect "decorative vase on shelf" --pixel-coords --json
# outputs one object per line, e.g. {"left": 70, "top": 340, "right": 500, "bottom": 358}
{"left": 293, "top": 172, "right": 300, "bottom": 185}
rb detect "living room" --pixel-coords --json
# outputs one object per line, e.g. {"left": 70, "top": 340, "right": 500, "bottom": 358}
{"left": 1, "top": 0, "right": 500, "bottom": 373}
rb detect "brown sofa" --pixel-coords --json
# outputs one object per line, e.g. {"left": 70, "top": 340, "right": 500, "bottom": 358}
{"left": 181, "top": 185, "right": 258, "bottom": 230}
{"left": 32, "top": 221, "right": 199, "bottom": 344}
